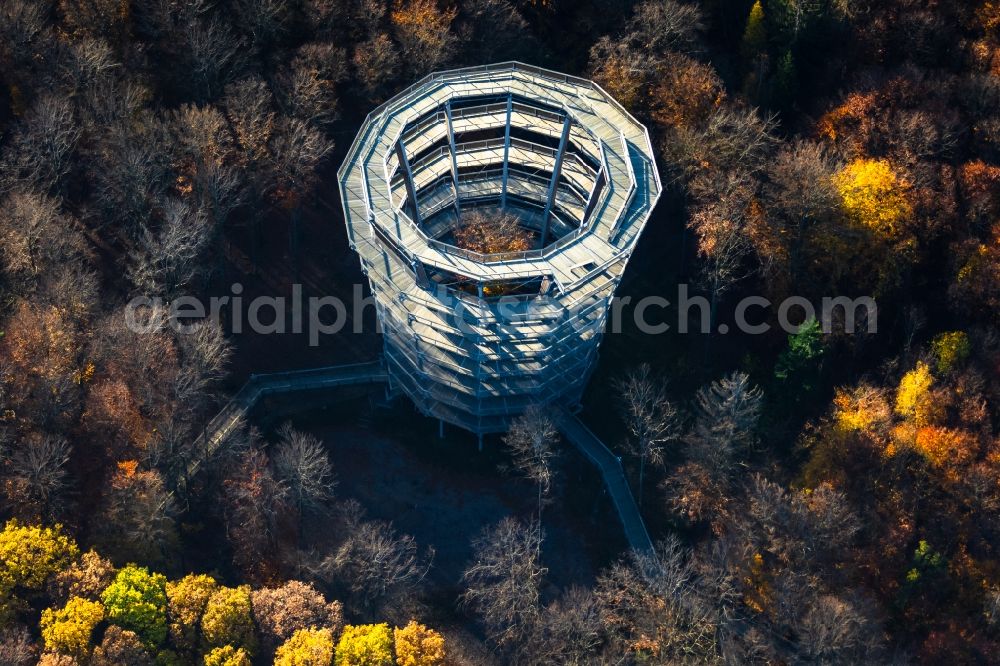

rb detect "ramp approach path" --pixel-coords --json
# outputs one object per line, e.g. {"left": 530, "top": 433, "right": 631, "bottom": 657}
{"left": 553, "top": 408, "right": 655, "bottom": 556}
{"left": 186, "top": 359, "right": 655, "bottom": 557}
{"left": 185, "top": 361, "right": 389, "bottom": 481}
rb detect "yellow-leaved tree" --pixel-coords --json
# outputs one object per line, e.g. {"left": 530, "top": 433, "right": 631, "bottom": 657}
{"left": 203, "top": 644, "right": 251, "bottom": 666}
{"left": 335, "top": 624, "right": 394, "bottom": 666}
{"left": 0, "top": 521, "right": 79, "bottom": 619}
{"left": 274, "top": 627, "right": 335, "bottom": 665}
{"left": 201, "top": 586, "right": 256, "bottom": 654}
{"left": 894, "top": 361, "right": 935, "bottom": 425}
{"left": 394, "top": 621, "right": 445, "bottom": 666}
{"left": 833, "top": 158, "right": 912, "bottom": 236}
{"left": 40, "top": 596, "right": 104, "bottom": 658}
{"left": 166, "top": 573, "right": 218, "bottom": 652}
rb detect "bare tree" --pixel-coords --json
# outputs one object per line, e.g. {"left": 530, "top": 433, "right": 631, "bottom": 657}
{"left": 233, "top": 0, "right": 289, "bottom": 52}
{"left": 625, "top": 0, "right": 704, "bottom": 56}
{"left": 595, "top": 536, "right": 728, "bottom": 663}
{"left": 456, "top": 0, "right": 532, "bottom": 63}
{"left": 278, "top": 43, "right": 347, "bottom": 129}
{"left": 266, "top": 117, "right": 333, "bottom": 260}
{"left": 685, "top": 372, "right": 763, "bottom": 477}
{"left": 688, "top": 170, "right": 757, "bottom": 340}
{"left": 761, "top": 140, "right": 843, "bottom": 289}
{"left": 226, "top": 76, "right": 277, "bottom": 159}
{"left": 53, "top": 37, "right": 118, "bottom": 99}
{"left": 89, "top": 117, "right": 171, "bottom": 235}
{"left": 127, "top": 198, "right": 212, "bottom": 298}
{"left": 528, "top": 586, "right": 605, "bottom": 665}
{"left": 352, "top": 33, "right": 401, "bottom": 101}
{"left": 223, "top": 446, "right": 290, "bottom": 579}
{"left": 177, "top": 16, "right": 244, "bottom": 101}
{"left": 0, "top": 0, "right": 51, "bottom": 74}
{"left": 3, "top": 434, "right": 71, "bottom": 521}
{"left": 1, "top": 95, "right": 80, "bottom": 194}
{"left": 0, "top": 624, "right": 37, "bottom": 666}
{"left": 666, "top": 106, "right": 777, "bottom": 183}
{"left": 251, "top": 580, "right": 343, "bottom": 649}
{"left": 0, "top": 190, "right": 88, "bottom": 290}
{"left": 737, "top": 475, "right": 860, "bottom": 573}
{"left": 791, "top": 592, "right": 885, "bottom": 664}
{"left": 273, "top": 423, "right": 335, "bottom": 515}
{"left": 169, "top": 320, "right": 232, "bottom": 421}
{"left": 92, "top": 627, "right": 153, "bottom": 666}
{"left": 461, "top": 517, "right": 546, "bottom": 653}
{"left": 615, "top": 364, "right": 681, "bottom": 507}
{"left": 315, "top": 511, "right": 432, "bottom": 622}
{"left": 503, "top": 406, "right": 558, "bottom": 525}
{"left": 176, "top": 321, "right": 232, "bottom": 397}
{"left": 96, "top": 463, "right": 179, "bottom": 565}
{"left": 390, "top": 0, "right": 457, "bottom": 78}
{"left": 48, "top": 550, "right": 115, "bottom": 603}
{"left": 266, "top": 117, "right": 333, "bottom": 200}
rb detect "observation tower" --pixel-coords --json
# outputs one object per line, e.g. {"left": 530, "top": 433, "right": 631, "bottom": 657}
{"left": 338, "top": 63, "right": 660, "bottom": 436}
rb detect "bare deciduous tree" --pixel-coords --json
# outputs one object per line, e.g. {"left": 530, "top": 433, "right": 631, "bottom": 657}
{"left": 279, "top": 43, "right": 347, "bottom": 129}
{"left": 233, "top": 0, "right": 289, "bottom": 52}
{"left": 127, "top": 198, "right": 212, "bottom": 298}
{"left": 503, "top": 406, "right": 558, "bottom": 525}
{"left": 222, "top": 446, "right": 290, "bottom": 580}
{"left": 737, "top": 475, "right": 860, "bottom": 572}
{"left": 461, "top": 517, "right": 546, "bottom": 653}
{"left": 92, "top": 627, "right": 153, "bottom": 666}
{"left": 352, "top": 33, "right": 401, "bottom": 101}
{"left": 0, "top": 0, "right": 50, "bottom": 74}
{"left": 273, "top": 423, "right": 335, "bottom": 514}
{"left": 791, "top": 592, "right": 885, "bottom": 663}
{"left": 390, "top": 0, "right": 457, "bottom": 78}
{"left": 456, "top": 0, "right": 532, "bottom": 63}
{"left": 595, "top": 536, "right": 728, "bottom": 663}
{"left": 89, "top": 117, "right": 171, "bottom": 235}
{"left": 178, "top": 16, "right": 244, "bottom": 101}
{"left": 0, "top": 191, "right": 88, "bottom": 290}
{"left": 97, "top": 463, "right": 179, "bottom": 566}
{"left": 3, "top": 434, "right": 71, "bottom": 521}
{"left": 1, "top": 95, "right": 81, "bottom": 194}
{"left": 314, "top": 510, "right": 432, "bottom": 622}
{"left": 225, "top": 77, "right": 277, "bottom": 169}
{"left": 688, "top": 170, "right": 757, "bottom": 342}
{"left": 528, "top": 586, "right": 605, "bottom": 665}
{"left": 0, "top": 624, "right": 37, "bottom": 666}
{"left": 625, "top": 0, "right": 704, "bottom": 56}
{"left": 251, "top": 580, "right": 343, "bottom": 648}
{"left": 615, "top": 364, "right": 681, "bottom": 507}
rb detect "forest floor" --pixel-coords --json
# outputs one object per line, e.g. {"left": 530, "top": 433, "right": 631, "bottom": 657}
{"left": 274, "top": 396, "right": 627, "bottom": 603}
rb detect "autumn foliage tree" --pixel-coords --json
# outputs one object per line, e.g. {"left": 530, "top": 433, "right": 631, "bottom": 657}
{"left": 452, "top": 209, "right": 532, "bottom": 255}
